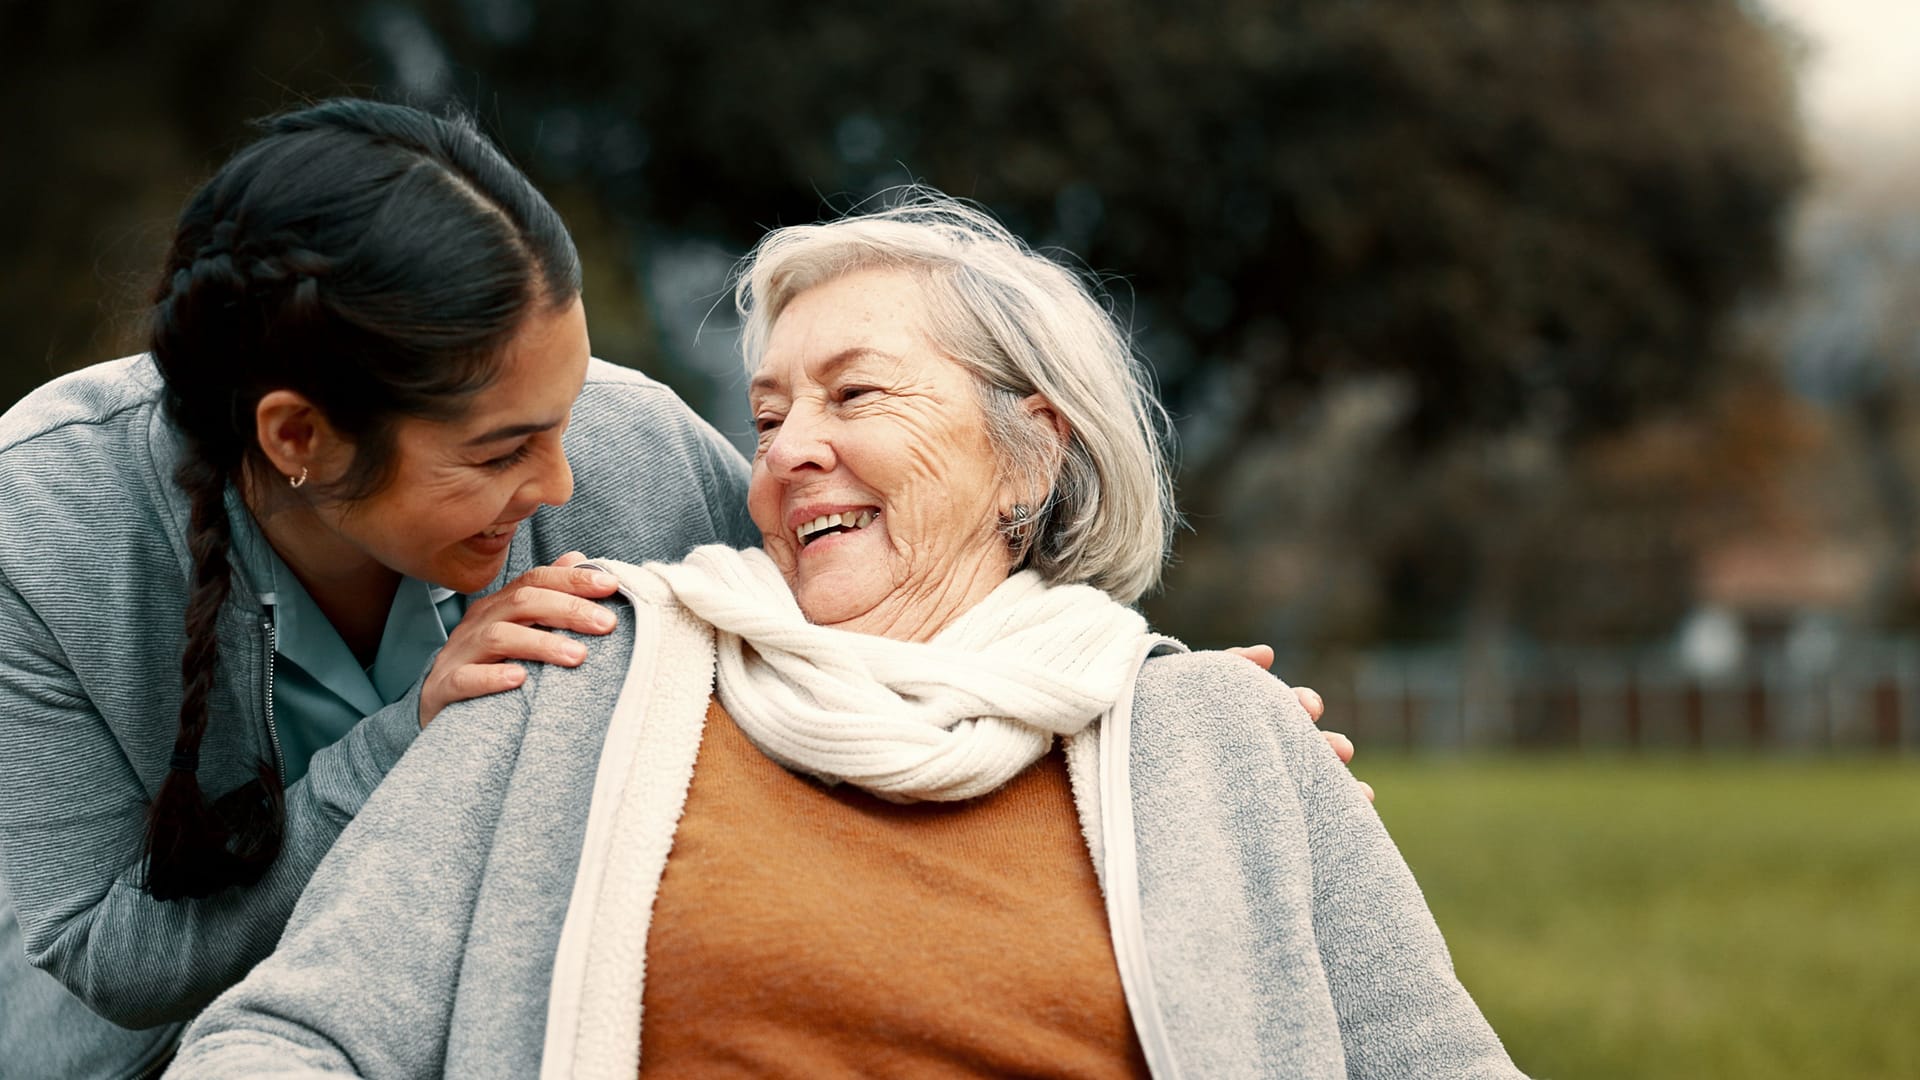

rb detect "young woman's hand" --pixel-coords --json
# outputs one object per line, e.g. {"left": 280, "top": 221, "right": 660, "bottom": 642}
{"left": 418, "top": 552, "right": 620, "bottom": 727}
{"left": 1226, "top": 644, "right": 1375, "bottom": 803}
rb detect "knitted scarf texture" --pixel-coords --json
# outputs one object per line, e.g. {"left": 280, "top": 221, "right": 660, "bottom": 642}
{"left": 643, "top": 545, "right": 1151, "bottom": 801}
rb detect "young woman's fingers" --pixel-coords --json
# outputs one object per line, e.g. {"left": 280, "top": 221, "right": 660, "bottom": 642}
{"left": 474, "top": 584, "right": 617, "bottom": 637}
{"left": 1322, "top": 730, "right": 1355, "bottom": 764}
{"left": 1224, "top": 644, "right": 1275, "bottom": 671}
{"left": 500, "top": 563, "right": 620, "bottom": 601}
{"left": 1294, "top": 685, "right": 1325, "bottom": 723}
{"left": 462, "top": 620, "right": 590, "bottom": 667}
{"left": 420, "top": 663, "right": 527, "bottom": 727}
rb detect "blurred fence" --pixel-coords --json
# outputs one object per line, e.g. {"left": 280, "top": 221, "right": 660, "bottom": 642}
{"left": 1324, "top": 639, "right": 1920, "bottom": 752}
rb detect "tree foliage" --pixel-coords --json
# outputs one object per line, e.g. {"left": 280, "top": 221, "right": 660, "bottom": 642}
{"left": 438, "top": 0, "right": 1804, "bottom": 453}
{"left": 4, "top": 0, "right": 1805, "bottom": 442}
{"left": 2, "top": 0, "right": 1807, "bottom": 646}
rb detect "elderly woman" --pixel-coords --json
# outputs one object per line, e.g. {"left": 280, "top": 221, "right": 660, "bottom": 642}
{"left": 166, "top": 198, "right": 1524, "bottom": 1079}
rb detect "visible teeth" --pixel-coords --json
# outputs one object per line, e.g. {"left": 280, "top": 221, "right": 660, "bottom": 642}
{"left": 796, "top": 510, "right": 876, "bottom": 545}
{"left": 796, "top": 512, "right": 840, "bottom": 543}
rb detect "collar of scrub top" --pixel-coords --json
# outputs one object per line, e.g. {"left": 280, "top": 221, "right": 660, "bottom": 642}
{"left": 220, "top": 485, "right": 465, "bottom": 715}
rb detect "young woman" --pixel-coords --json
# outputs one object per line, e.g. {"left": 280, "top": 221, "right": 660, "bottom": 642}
{"left": 0, "top": 99, "right": 755, "bottom": 1079}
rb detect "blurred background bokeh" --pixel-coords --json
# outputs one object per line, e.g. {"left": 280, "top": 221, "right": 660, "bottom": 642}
{"left": 3, "top": 1, "right": 1916, "bottom": 1075}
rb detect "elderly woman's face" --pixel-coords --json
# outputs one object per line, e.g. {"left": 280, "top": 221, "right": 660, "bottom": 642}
{"left": 748, "top": 268, "right": 1017, "bottom": 640}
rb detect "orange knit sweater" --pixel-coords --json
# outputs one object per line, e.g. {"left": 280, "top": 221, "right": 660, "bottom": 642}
{"left": 639, "top": 698, "right": 1149, "bottom": 1078}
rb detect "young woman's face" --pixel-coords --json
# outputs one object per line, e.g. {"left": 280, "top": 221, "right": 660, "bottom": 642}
{"left": 317, "top": 297, "right": 592, "bottom": 593}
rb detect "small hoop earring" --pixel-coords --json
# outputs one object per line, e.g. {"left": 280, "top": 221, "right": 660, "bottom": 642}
{"left": 288, "top": 467, "right": 308, "bottom": 490}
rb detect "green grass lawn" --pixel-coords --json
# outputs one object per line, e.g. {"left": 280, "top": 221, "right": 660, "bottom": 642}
{"left": 1361, "top": 755, "right": 1920, "bottom": 1080}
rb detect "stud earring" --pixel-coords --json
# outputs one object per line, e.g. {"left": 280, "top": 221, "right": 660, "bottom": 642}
{"left": 999, "top": 502, "right": 1034, "bottom": 541}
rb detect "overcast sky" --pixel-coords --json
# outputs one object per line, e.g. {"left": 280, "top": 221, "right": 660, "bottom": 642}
{"left": 1765, "top": 0, "right": 1920, "bottom": 160}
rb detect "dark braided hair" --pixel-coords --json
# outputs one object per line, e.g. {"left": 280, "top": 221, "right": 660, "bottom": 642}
{"left": 142, "top": 99, "right": 581, "bottom": 901}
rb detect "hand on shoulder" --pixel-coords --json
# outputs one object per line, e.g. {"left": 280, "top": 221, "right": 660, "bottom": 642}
{"left": 1220, "top": 645, "right": 1374, "bottom": 803}
{"left": 419, "top": 553, "right": 621, "bottom": 727}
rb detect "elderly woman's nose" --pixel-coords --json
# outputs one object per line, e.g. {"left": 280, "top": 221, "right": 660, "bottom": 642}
{"left": 765, "top": 408, "right": 834, "bottom": 473}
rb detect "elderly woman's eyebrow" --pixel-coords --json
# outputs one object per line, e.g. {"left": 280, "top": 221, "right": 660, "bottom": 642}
{"left": 750, "top": 347, "right": 900, "bottom": 398}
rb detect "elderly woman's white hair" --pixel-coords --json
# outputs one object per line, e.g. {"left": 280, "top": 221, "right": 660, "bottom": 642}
{"left": 733, "top": 192, "right": 1178, "bottom": 605}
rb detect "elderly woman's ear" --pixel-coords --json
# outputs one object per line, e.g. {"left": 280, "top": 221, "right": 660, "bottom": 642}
{"left": 1019, "top": 392, "right": 1072, "bottom": 496}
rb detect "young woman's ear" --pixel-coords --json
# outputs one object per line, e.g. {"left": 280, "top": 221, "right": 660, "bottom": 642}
{"left": 253, "top": 391, "right": 349, "bottom": 487}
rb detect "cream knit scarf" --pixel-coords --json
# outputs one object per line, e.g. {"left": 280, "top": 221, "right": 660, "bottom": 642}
{"left": 643, "top": 545, "right": 1151, "bottom": 801}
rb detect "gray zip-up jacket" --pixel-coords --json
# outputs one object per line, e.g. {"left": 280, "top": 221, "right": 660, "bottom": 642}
{"left": 166, "top": 582, "right": 1527, "bottom": 1079}
{"left": 0, "top": 356, "right": 755, "bottom": 1079}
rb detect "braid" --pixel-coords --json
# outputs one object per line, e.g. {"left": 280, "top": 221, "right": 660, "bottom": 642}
{"left": 177, "top": 454, "right": 234, "bottom": 760}
{"left": 141, "top": 225, "right": 308, "bottom": 900}
{"left": 141, "top": 452, "right": 285, "bottom": 900}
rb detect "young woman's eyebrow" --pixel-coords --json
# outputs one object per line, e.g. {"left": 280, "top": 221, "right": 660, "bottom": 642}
{"left": 462, "top": 418, "right": 561, "bottom": 447}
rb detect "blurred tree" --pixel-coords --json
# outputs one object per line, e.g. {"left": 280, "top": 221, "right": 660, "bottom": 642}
{"left": 1768, "top": 154, "right": 1920, "bottom": 631}
{"left": 417, "top": 0, "right": 1804, "bottom": 650}
{"left": 421, "top": 0, "right": 1804, "bottom": 443}
{"left": 3, "top": 0, "right": 1806, "bottom": 653}
{"left": 0, "top": 3, "right": 377, "bottom": 409}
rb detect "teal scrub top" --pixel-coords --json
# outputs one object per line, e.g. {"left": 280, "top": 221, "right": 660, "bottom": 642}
{"left": 261, "top": 548, "right": 468, "bottom": 783}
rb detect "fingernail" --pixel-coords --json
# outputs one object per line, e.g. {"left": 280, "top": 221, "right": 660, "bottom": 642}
{"left": 590, "top": 572, "right": 617, "bottom": 590}
{"left": 565, "top": 641, "right": 588, "bottom": 663}
{"left": 593, "top": 608, "right": 616, "bottom": 630}
{"left": 1302, "top": 688, "right": 1324, "bottom": 713}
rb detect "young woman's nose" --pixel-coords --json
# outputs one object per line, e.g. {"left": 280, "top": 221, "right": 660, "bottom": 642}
{"left": 525, "top": 436, "right": 575, "bottom": 509}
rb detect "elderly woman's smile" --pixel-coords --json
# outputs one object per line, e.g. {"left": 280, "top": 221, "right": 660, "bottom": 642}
{"left": 791, "top": 508, "right": 877, "bottom": 546}
{"left": 747, "top": 268, "right": 1021, "bottom": 641}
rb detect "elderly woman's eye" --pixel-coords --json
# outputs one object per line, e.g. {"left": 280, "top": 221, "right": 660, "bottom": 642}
{"left": 838, "top": 386, "right": 874, "bottom": 403}
{"left": 755, "top": 415, "right": 782, "bottom": 434}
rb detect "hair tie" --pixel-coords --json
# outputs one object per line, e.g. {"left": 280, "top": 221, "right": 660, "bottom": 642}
{"left": 168, "top": 747, "right": 200, "bottom": 773}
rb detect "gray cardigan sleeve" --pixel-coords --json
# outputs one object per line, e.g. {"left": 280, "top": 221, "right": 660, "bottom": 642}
{"left": 1277, "top": 690, "right": 1525, "bottom": 1076}
{"left": 164, "top": 654, "right": 547, "bottom": 1078}
{"left": 1131, "top": 653, "right": 1527, "bottom": 1079}
{"left": 0, "top": 571, "right": 422, "bottom": 1028}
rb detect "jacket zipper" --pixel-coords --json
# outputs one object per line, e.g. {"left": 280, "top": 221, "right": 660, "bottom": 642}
{"left": 262, "top": 614, "right": 285, "bottom": 782}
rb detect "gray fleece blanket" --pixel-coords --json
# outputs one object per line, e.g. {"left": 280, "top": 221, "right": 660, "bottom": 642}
{"left": 167, "top": 597, "right": 1526, "bottom": 1079}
